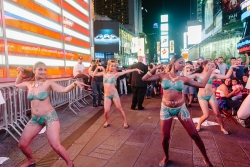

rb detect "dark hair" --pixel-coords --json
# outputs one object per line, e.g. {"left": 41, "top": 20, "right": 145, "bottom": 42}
{"left": 193, "top": 60, "right": 209, "bottom": 74}
{"left": 230, "top": 57, "right": 236, "bottom": 60}
{"left": 165, "top": 54, "right": 183, "bottom": 72}
{"left": 149, "top": 64, "right": 153, "bottom": 69}
{"left": 218, "top": 57, "right": 223, "bottom": 59}
{"left": 186, "top": 61, "right": 193, "bottom": 65}
{"left": 231, "top": 77, "right": 239, "bottom": 84}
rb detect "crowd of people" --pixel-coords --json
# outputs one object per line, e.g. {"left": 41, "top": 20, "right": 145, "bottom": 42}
{"left": 15, "top": 53, "right": 250, "bottom": 167}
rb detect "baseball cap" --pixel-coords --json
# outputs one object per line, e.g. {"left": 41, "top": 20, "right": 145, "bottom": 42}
{"left": 78, "top": 56, "right": 83, "bottom": 60}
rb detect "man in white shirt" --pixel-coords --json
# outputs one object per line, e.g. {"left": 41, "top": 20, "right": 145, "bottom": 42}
{"left": 73, "top": 56, "right": 90, "bottom": 84}
{"left": 217, "top": 57, "right": 228, "bottom": 75}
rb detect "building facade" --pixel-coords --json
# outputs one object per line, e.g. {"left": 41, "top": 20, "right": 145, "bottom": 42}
{"left": 94, "top": 0, "right": 142, "bottom": 36}
{"left": 0, "top": 0, "right": 92, "bottom": 82}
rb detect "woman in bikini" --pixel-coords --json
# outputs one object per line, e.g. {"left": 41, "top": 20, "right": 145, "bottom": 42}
{"left": 142, "top": 55, "right": 214, "bottom": 167}
{"left": 93, "top": 60, "right": 142, "bottom": 128}
{"left": 188, "top": 60, "right": 238, "bottom": 134}
{"left": 15, "top": 61, "right": 87, "bottom": 167}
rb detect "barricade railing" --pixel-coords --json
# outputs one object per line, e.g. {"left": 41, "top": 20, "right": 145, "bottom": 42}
{"left": 0, "top": 78, "right": 91, "bottom": 142}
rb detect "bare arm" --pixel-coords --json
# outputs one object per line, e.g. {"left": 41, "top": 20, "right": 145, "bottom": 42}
{"left": 245, "top": 53, "right": 249, "bottom": 67}
{"left": 184, "top": 67, "right": 213, "bottom": 88}
{"left": 142, "top": 65, "right": 162, "bottom": 82}
{"left": 93, "top": 66, "right": 105, "bottom": 77}
{"left": 115, "top": 68, "right": 142, "bottom": 78}
{"left": 49, "top": 80, "right": 88, "bottom": 93}
{"left": 214, "top": 65, "right": 237, "bottom": 79}
{"left": 15, "top": 67, "right": 28, "bottom": 89}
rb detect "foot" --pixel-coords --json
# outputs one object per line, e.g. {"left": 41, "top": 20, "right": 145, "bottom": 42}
{"left": 130, "top": 107, "right": 136, "bottom": 110}
{"left": 196, "top": 126, "right": 201, "bottom": 132}
{"left": 124, "top": 124, "right": 129, "bottom": 129}
{"left": 221, "top": 129, "right": 229, "bottom": 135}
{"left": 93, "top": 104, "right": 98, "bottom": 107}
{"left": 103, "top": 123, "right": 110, "bottom": 128}
{"left": 203, "top": 159, "right": 213, "bottom": 167}
{"left": 67, "top": 161, "right": 74, "bottom": 167}
{"left": 159, "top": 157, "right": 168, "bottom": 167}
{"left": 187, "top": 104, "right": 192, "bottom": 108}
{"left": 98, "top": 103, "right": 104, "bottom": 106}
{"left": 20, "top": 160, "right": 36, "bottom": 167}
{"left": 138, "top": 107, "right": 145, "bottom": 110}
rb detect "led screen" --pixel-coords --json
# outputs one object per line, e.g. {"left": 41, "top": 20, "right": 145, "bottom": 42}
{"left": 161, "top": 15, "right": 168, "bottom": 22}
{"left": 94, "top": 20, "right": 119, "bottom": 52}
{"left": 188, "top": 25, "right": 202, "bottom": 45}
{"left": 161, "top": 23, "right": 168, "bottom": 32}
{"left": 161, "top": 36, "right": 168, "bottom": 47}
{"left": 138, "top": 38, "right": 145, "bottom": 57}
{"left": 222, "top": 0, "right": 243, "bottom": 27}
{"left": 161, "top": 47, "right": 169, "bottom": 59}
{"left": 169, "top": 40, "right": 174, "bottom": 53}
{"left": 205, "top": 0, "right": 214, "bottom": 30}
{"left": 131, "top": 37, "right": 138, "bottom": 53}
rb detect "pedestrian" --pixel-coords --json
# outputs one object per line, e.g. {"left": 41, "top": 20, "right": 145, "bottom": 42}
{"left": 142, "top": 55, "right": 213, "bottom": 167}
{"left": 129, "top": 56, "right": 148, "bottom": 110}
{"left": 93, "top": 60, "right": 143, "bottom": 128}
{"left": 15, "top": 61, "right": 88, "bottom": 167}
{"left": 188, "top": 60, "right": 239, "bottom": 134}
{"left": 73, "top": 56, "right": 90, "bottom": 86}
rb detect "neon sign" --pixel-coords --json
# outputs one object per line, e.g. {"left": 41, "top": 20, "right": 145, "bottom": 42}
{"left": 241, "top": 0, "right": 250, "bottom": 10}
{"left": 237, "top": 39, "right": 250, "bottom": 48}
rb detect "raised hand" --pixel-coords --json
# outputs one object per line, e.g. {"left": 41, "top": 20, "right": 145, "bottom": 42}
{"left": 17, "top": 66, "right": 25, "bottom": 74}
{"left": 136, "top": 68, "right": 144, "bottom": 74}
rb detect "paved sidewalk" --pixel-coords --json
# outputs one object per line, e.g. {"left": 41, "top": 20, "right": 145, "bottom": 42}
{"left": 1, "top": 94, "right": 250, "bottom": 167}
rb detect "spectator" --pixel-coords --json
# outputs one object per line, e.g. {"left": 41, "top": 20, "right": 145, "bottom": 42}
{"left": 234, "top": 53, "right": 249, "bottom": 81}
{"left": 146, "top": 63, "right": 156, "bottom": 98}
{"left": 231, "top": 77, "right": 242, "bottom": 101}
{"left": 217, "top": 57, "right": 227, "bottom": 75}
{"left": 119, "top": 67, "right": 128, "bottom": 95}
{"left": 73, "top": 56, "right": 90, "bottom": 84}
{"left": 214, "top": 58, "right": 218, "bottom": 65}
{"left": 129, "top": 56, "right": 148, "bottom": 110}
{"left": 91, "top": 59, "right": 104, "bottom": 107}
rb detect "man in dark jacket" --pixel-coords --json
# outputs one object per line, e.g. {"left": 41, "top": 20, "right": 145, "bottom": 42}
{"left": 129, "top": 56, "right": 148, "bottom": 110}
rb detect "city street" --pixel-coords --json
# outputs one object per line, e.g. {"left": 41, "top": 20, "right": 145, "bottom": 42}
{"left": 1, "top": 94, "right": 250, "bottom": 167}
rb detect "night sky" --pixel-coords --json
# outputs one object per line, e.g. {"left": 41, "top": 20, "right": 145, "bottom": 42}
{"left": 142, "top": 0, "right": 190, "bottom": 55}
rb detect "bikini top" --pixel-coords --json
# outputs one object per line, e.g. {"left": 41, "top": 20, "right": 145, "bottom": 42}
{"left": 27, "top": 92, "right": 50, "bottom": 101}
{"left": 103, "top": 77, "right": 116, "bottom": 84}
{"left": 197, "top": 76, "right": 214, "bottom": 84}
{"left": 161, "top": 79, "right": 184, "bottom": 92}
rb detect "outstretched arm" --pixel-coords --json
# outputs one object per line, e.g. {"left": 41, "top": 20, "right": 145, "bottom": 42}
{"left": 115, "top": 68, "right": 143, "bottom": 78}
{"left": 184, "top": 66, "right": 214, "bottom": 88}
{"left": 245, "top": 53, "right": 249, "bottom": 68}
{"left": 49, "top": 80, "right": 88, "bottom": 93}
{"left": 214, "top": 65, "right": 239, "bottom": 79}
{"left": 142, "top": 65, "right": 161, "bottom": 82}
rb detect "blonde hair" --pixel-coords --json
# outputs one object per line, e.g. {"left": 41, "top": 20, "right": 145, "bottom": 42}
{"left": 23, "top": 61, "right": 46, "bottom": 80}
{"left": 106, "top": 60, "right": 116, "bottom": 72}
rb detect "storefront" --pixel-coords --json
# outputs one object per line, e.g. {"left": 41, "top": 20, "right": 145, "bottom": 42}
{"left": 0, "top": 0, "right": 92, "bottom": 82}
{"left": 237, "top": 0, "right": 250, "bottom": 53}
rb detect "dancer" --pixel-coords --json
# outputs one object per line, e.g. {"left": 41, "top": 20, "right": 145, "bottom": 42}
{"left": 188, "top": 60, "right": 238, "bottom": 134}
{"left": 93, "top": 60, "right": 142, "bottom": 128}
{"left": 142, "top": 55, "right": 214, "bottom": 167}
{"left": 15, "top": 61, "right": 88, "bottom": 167}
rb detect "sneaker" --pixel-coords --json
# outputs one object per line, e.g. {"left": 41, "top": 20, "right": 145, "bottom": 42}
{"left": 236, "top": 118, "right": 247, "bottom": 128}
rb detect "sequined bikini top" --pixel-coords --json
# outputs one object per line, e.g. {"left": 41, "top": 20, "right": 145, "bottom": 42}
{"left": 27, "top": 92, "right": 49, "bottom": 101}
{"left": 161, "top": 79, "right": 184, "bottom": 92}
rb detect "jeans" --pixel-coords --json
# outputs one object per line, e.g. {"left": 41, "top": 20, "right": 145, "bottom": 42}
{"left": 92, "top": 81, "right": 103, "bottom": 105}
{"left": 119, "top": 78, "right": 127, "bottom": 94}
{"left": 146, "top": 82, "right": 155, "bottom": 97}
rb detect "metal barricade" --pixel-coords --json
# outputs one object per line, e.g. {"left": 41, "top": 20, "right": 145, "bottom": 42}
{"left": 0, "top": 78, "right": 92, "bottom": 142}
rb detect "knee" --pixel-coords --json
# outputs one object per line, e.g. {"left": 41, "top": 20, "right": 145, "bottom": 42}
{"left": 18, "top": 141, "right": 27, "bottom": 150}
{"left": 116, "top": 106, "right": 122, "bottom": 111}
{"left": 202, "top": 114, "right": 209, "bottom": 119}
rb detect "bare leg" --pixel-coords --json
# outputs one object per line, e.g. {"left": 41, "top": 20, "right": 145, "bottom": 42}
{"left": 18, "top": 123, "right": 44, "bottom": 167}
{"left": 103, "top": 97, "right": 112, "bottom": 126}
{"left": 159, "top": 118, "right": 173, "bottom": 166}
{"left": 209, "top": 100, "right": 228, "bottom": 134}
{"left": 188, "top": 94, "right": 194, "bottom": 105}
{"left": 46, "top": 121, "right": 73, "bottom": 167}
{"left": 177, "top": 116, "right": 213, "bottom": 167}
{"left": 237, "top": 94, "right": 250, "bottom": 119}
{"left": 196, "top": 100, "right": 210, "bottom": 130}
{"left": 113, "top": 97, "right": 128, "bottom": 126}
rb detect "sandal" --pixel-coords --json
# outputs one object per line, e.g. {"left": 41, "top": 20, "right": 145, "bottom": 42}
{"left": 103, "top": 124, "right": 110, "bottom": 128}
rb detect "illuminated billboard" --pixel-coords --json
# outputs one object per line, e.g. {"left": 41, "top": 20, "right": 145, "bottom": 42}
{"left": 138, "top": 38, "right": 145, "bottom": 57}
{"left": 161, "top": 36, "right": 168, "bottom": 47}
{"left": 161, "top": 23, "right": 169, "bottom": 32}
{"left": 222, "top": 0, "right": 244, "bottom": 28}
{"left": 169, "top": 40, "right": 174, "bottom": 54}
{"left": 188, "top": 25, "right": 202, "bottom": 45}
{"left": 1, "top": 0, "right": 91, "bottom": 80}
{"left": 161, "top": 48, "right": 169, "bottom": 59}
{"left": 204, "top": 0, "right": 214, "bottom": 30}
{"left": 131, "top": 37, "right": 138, "bottom": 53}
{"left": 94, "top": 21, "right": 120, "bottom": 52}
{"left": 161, "top": 15, "right": 168, "bottom": 22}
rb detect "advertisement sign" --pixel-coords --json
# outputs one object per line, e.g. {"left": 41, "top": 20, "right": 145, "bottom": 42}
{"left": 188, "top": 25, "right": 202, "bottom": 45}
{"left": 169, "top": 40, "right": 174, "bottom": 53}
{"left": 161, "top": 23, "right": 168, "bottom": 32}
{"left": 131, "top": 37, "right": 138, "bottom": 53}
{"left": 161, "top": 47, "right": 168, "bottom": 59}
{"left": 222, "top": 0, "right": 244, "bottom": 28}
{"left": 138, "top": 38, "right": 145, "bottom": 57}
{"left": 205, "top": 0, "right": 214, "bottom": 30}
{"left": 161, "top": 15, "right": 168, "bottom": 23}
{"left": 161, "top": 36, "right": 168, "bottom": 47}
{"left": 94, "top": 21, "right": 120, "bottom": 52}
{"left": 157, "top": 42, "right": 161, "bottom": 55}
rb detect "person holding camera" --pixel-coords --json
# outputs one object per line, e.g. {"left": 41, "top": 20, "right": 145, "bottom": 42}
{"left": 91, "top": 59, "right": 104, "bottom": 107}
